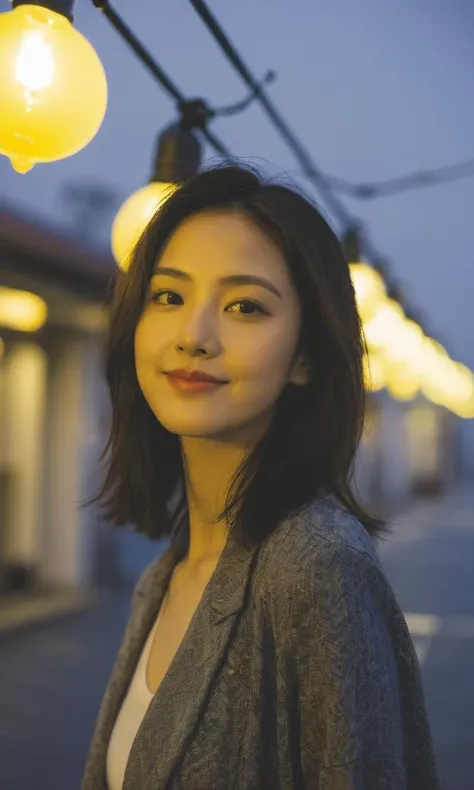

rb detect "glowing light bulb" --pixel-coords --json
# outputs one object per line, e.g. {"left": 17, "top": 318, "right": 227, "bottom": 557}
{"left": 0, "top": 286, "right": 47, "bottom": 331}
{"left": 0, "top": 5, "right": 108, "bottom": 173}
{"left": 15, "top": 28, "right": 54, "bottom": 90}
{"left": 112, "top": 182, "right": 177, "bottom": 270}
{"left": 349, "top": 262, "right": 386, "bottom": 322}
{"left": 363, "top": 353, "right": 385, "bottom": 392}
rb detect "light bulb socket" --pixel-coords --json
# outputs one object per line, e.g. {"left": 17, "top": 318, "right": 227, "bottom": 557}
{"left": 151, "top": 122, "right": 202, "bottom": 185}
{"left": 12, "top": 0, "right": 75, "bottom": 22}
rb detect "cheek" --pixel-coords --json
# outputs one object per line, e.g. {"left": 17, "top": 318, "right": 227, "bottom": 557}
{"left": 135, "top": 315, "right": 159, "bottom": 361}
{"left": 237, "top": 328, "right": 296, "bottom": 381}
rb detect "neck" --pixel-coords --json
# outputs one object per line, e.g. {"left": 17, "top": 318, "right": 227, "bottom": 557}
{"left": 179, "top": 418, "right": 271, "bottom": 568}
{"left": 178, "top": 437, "right": 244, "bottom": 567}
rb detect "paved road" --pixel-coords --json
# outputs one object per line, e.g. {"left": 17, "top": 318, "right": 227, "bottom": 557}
{"left": 1, "top": 484, "right": 473, "bottom": 790}
{"left": 379, "top": 483, "right": 474, "bottom": 790}
{"left": 0, "top": 591, "right": 130, "bottom": 790}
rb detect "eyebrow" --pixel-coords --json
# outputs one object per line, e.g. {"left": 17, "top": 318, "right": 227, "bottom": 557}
{"left": 152, "top": 266, "right": 283, "bottom": 300}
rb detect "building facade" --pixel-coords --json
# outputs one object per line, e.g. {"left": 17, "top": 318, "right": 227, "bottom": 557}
{"left": 0, "top": 205, "right": 114, "bottom": 595}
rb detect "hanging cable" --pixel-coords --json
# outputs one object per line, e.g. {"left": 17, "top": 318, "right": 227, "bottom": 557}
{"left": 90, "top": 2, "right": 281, "bottom": 160}
{"left": 212, "top": 70, "right": 277, "bottom": 117}
{"left": 327, "top": 157, "right": 474, "bottom": 200}
{"left": 188, "top": 0, "right": 356, "bottom": 227}
{"left": 90, "top": 0, "right": 232, "bottom": 157}
{"left": 188, "top": 1, "right": 474, "bottom": 228}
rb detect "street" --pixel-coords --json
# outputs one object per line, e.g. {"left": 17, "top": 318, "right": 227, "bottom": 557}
{"left": 379, "top": 483, "right": 474, "bottom": 789}
{"left": 1, "top": 484, "right": 473, "bottom": 790}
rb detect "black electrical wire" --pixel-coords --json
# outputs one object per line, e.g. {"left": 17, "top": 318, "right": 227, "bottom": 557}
{"left": 189, "top": 2, "right": 474, "bottom": 213}
{"left": 188, "top": 0, "right": 355, "bottom": 227}
{"left": 327, "top": 158, "right": 474, "bottom": 200}
{"left": 91, "top": 0, "right": 232, "bottom": 158}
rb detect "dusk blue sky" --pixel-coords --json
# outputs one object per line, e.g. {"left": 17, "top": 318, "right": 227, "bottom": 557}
{"left": 1, "top": 0, "right": 473, "bottom": 375}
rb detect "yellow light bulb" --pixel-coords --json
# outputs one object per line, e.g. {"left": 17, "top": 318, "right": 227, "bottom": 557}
{"left": 0, "top": 286, "right": 47, "bottom": 331}
{"left": 0, "top": 5, "right": 107, "bottom": 173}
{"left": 349, "top": 262, "right": 386, "bottom": 322}
{"left": 111, "top": 182, "right": 177, "bottom": 271}
{"left": 363, "top": 353, "right": 385, "bottom": 392}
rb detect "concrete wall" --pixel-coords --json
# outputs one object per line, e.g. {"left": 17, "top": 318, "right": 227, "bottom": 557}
{"left": 40, "top": 334, "right": 107, "bottom": 590}
{"left": 0, "top": 330, "right": 112, "bottom": 593}
{"left": 0, "top": 342, "right": 47, "bottom": 584}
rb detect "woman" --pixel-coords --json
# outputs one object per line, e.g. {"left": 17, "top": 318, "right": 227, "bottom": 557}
{"left": 81, "top": 164, "right": 440, "bottom": 790}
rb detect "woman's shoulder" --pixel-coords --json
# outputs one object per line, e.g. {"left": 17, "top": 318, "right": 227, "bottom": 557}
{"left": 255, "top": 498, "right": 403, "bottom": 653}
{"left": 268, "top": 495, "right": 380, "bottom": 562}
{"left": 259, "top": 495, "right": 385, "bottom": 600}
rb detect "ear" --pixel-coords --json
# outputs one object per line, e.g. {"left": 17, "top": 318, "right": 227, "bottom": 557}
{"left": 288, "top": 352, "right": 312, "bottom": 387}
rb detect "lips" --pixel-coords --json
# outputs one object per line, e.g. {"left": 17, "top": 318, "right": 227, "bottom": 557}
{"left": 164, "top": 373, "right": 227, "bottom": 395}
{"left": 165, "top": 370, "right": 227, "bottom": 384}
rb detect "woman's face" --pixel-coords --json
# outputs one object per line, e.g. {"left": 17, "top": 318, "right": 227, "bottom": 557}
{"left": 134, "top": 210, "right": 310, "bottom": 443}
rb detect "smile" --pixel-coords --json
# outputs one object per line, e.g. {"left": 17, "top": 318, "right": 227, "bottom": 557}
{"left": 164, "top": 374, "right": 227, "bottom": 394}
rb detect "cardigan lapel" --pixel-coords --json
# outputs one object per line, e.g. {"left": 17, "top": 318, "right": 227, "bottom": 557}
{"left": 123, "top": 528, "right": 261, "bottom": 790}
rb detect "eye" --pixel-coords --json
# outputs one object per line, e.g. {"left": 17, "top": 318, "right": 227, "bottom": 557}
{"left": 148, "top": 289, "right": 182, "bottom": 306}
{"left": 148, "top": 290, "right": 267, "bottom": 317}
{"left": 226, "top": 299, "right": 267, "bottom": 317}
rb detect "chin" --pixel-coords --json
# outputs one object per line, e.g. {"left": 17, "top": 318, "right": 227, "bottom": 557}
{"left": 160, "top": 420, "right": 238, "bottom": 440}
{"left": 152, "top": 407, "right": 250, "bottom": 441}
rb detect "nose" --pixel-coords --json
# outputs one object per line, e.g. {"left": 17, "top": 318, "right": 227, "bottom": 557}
{"left": 174, "top": 304, "right": 221, "bottom": 358}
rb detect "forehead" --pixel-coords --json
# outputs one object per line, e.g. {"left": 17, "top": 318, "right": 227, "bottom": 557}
{"left": 157, "top": 210, "right": 287, "bottom": 276}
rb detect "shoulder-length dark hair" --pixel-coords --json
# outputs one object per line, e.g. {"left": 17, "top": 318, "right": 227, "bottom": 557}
{"left": 88, "top": 162, "right": 389, "bottom": 547}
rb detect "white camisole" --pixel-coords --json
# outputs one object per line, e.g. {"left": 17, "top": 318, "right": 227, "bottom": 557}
{"left": 106, "top": 607, "right": 163, "bottom": 790}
